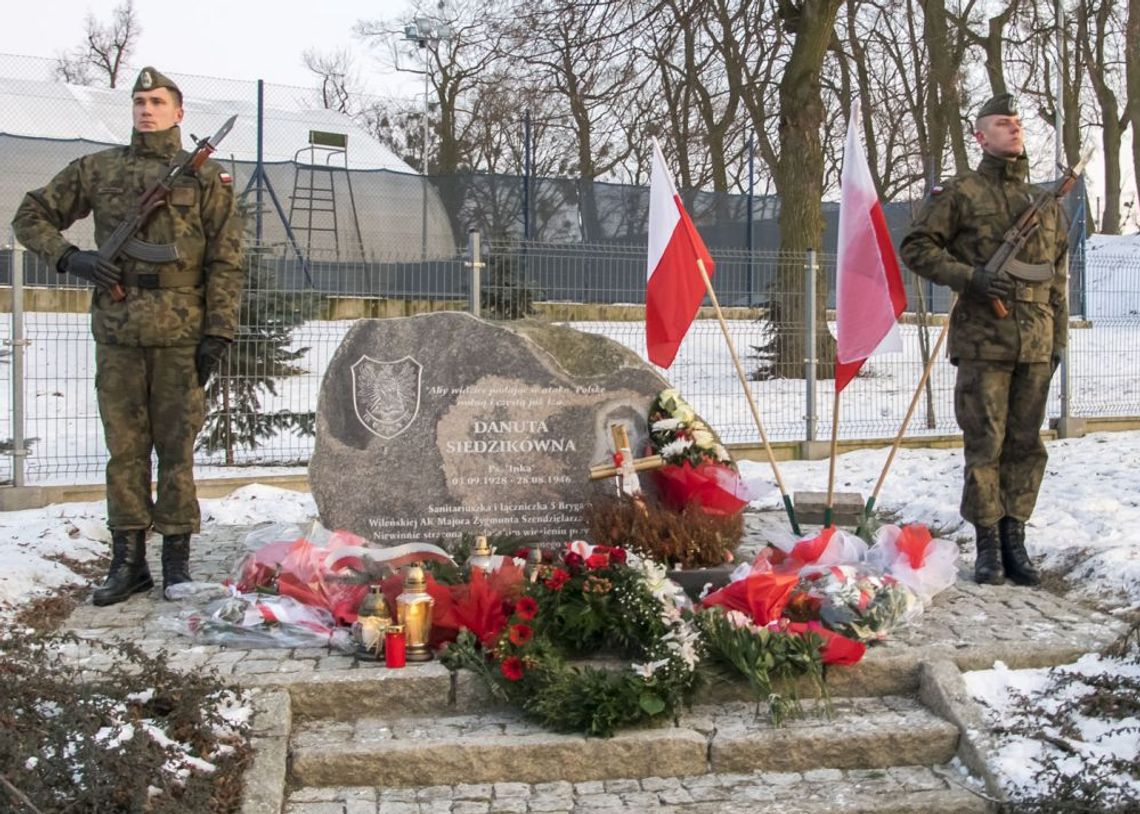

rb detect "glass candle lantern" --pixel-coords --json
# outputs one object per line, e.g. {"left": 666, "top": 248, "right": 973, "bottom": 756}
{"left": 352, "top": 584, "right": 392, "bottom": 659}
{"left": 395, "top": 563, "right": 435, "bottom": 662}
{"left": 468, "top": 534, "right": 494, "bottom": 574}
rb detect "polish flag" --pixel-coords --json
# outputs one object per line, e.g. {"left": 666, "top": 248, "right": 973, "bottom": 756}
{"left": 646, "top": 139, "right": 715, "bottom": 369}
{"left": 834, "top": 102, "right": 907, "bottom": 392}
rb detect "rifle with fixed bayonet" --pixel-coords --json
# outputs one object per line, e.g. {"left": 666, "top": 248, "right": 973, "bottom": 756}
{"left": 101, "top": 114, "right": 237, "bottom": 302}
{"left": 987, "top": 147, "right": 1093, "bottom": 318}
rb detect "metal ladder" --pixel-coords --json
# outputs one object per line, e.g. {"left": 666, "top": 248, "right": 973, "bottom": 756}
{"left": 287, "top": 130, "right": 365, "bottom": 261}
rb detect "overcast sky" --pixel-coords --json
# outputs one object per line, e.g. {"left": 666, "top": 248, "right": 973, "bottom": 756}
{"left": 0, "top": 0, "right": 413, "bottom": 92}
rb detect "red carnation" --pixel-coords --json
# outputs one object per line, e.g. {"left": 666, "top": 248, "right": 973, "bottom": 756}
{"left": 585, "top": 553, "right": 609, "bottom": 570}
{"left": 545, "top": 568, "right": 570, "bottom": 590}
{"left": 508, "top": 623, "right": 534, "bottom": 646}
{"left": 515, "top": 596, "right": 538, "bottom": 620}
{"left": 563, "top": 551, "right": 584, "bottom": 569}
{"left": 500, "top": 656, "right": 524, "bottom": 681}
{"left": 610, "top": 547, "right": 628, "bottom": 564}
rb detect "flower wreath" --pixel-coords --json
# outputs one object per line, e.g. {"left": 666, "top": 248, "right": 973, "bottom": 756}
{"left": 441, "top": 541, "right": 701, "bottom": 737}
{"left": 648, "top": 388, "right": 733, "bottom": 467}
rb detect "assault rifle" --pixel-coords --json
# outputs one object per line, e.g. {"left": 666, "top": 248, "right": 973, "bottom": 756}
{"left": 988, "top": 146, "right": 1093, "bottom": 318}
{"left": 101, "top": 114, "right": 237, "bottom": 301}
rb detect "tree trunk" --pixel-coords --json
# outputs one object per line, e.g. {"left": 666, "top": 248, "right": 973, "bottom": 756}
{"left": 1080, "top": 0, "right": 1124, "bottom": 234}
{"left": 1127, "top": 0, "right": 1140, "bottom": 219}
{"left": 767, "top": 0, "right": 842, "bottom": 380}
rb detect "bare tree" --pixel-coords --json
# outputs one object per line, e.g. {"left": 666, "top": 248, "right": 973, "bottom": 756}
{"left": 54, "top": 0, "right": 141, "bottom": 88}
{"left": 303, "top": 48, "right": 358, "bottom": 115}
{"left": 503, "top": 0, "right": 645, "bottom": 241}
{"left": 1078, "top": 0, "right": 1128, "bottom": 233}
{"left": 920, "top": 0, "right": 970, "bottom": 179}
{"left": 755, "top": 0, "right": 844, "bottom": 379}
{"left": 952, "top": 0, "right": 1025, "bottom": 96}
{"left": 1127, "top": 0, "right": 1140, "bottom": 218}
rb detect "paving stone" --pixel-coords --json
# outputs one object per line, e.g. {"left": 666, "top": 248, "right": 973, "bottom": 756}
{"left": 488, "top": 800, "right": 527, "bottom": 814}
{"left": 526, "top": 796, "right": 573, "bottom": 813}
{"left": 532, "top": 782, "right": 572, "bottom": 796}
{"left": 377, "top": 802, "right": 418, "bottom": 814}
{"left": 453, "top": 783, "right": 493, "bottom": 801}
{"left": 451, "top": 802, "right": 491, "bottom": 814}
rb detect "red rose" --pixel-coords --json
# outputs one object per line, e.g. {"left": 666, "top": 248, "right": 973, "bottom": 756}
{"left": 508, "top": 623, "right": 533, "bottom": 646}
{"left": 609, "top": 547, "right": 627, "bottom": 564}
{"left": 500, "top": 656, "right": 524, "bottom": 681}
{"left": 515, "top": 596, "right": 538, "bottom": 620}
{"left": 592, "top": 545, "right": 610, "bottom": 555}
{"left": 514, "top": 547, "right": 530, "bottom": 560}
{"left": 563, "top": 551, "right": 584, "bottom": 569}
{"left": 585, "top": 553, "right": 609, "bottom": 570}
{"left": 545, "top": 568, "right": 570, "bottom": 590}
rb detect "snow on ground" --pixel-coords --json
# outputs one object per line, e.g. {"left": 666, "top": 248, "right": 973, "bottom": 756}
{"left": 964, "top": 653, "right": 1140, "bottom": 807}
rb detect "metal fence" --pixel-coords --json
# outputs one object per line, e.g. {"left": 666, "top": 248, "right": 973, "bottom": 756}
{"left": 4, "top": 234, "right": 1139, "bottom": 486}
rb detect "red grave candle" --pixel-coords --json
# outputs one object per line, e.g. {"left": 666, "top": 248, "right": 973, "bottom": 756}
{"left": 385, "top": 625, "right": 407, "bottom": 668}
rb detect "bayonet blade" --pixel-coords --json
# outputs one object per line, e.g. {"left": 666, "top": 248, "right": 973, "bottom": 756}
{"left": 207, "top": 114, "right": 238, "bottom": 149}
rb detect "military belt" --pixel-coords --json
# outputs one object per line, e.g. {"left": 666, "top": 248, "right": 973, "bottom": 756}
{"left": 1013, "top": 283, "right": 1050, "bottom": 304}
{"left": 121, "top": 269, "right": 204, "bottom": 289}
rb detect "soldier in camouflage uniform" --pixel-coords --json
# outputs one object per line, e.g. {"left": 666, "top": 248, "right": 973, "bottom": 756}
{"left": 900, "top": 93, "right": 1067, "bottom": 587}
{"left": 12, "top": 67, "right": 245, "bottom": 606}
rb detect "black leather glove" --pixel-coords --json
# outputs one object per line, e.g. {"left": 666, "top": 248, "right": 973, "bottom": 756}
{"left": 195, "top": 335, "right": 231, "bottom": 387}
{"left": 966, "top": 267, "right": 1014, "bottom": 302}
{"left": 1051, "top": 352, "right": 1062, "bottom": 375}
{"left": 58, "top": 248, "right": 121, "bottom": 289}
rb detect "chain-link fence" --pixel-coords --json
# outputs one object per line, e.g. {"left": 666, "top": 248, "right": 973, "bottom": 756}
{"left": 4, "top": 233, "right": 1139, "bottom": 486}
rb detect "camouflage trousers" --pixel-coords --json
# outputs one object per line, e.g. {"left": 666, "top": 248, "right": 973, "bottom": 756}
{"left": 95, "top": 343, "right": 205, "bottom": 535}
{"left": 953, "top": 359, "right": 1053, "bottom": 527}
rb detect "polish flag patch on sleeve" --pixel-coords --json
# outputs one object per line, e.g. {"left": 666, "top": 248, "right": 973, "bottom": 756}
{"left": 219, "top": 172, "right": 233, "bottom": 185}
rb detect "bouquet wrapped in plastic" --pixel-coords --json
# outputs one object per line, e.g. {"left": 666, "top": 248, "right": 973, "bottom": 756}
{"left": 793, "top": 564, "right": 922, "bottom": 643}
{"left": 866, "top": 523, "right": 958, "bottom": 605}
{"left": 169, "top": 591, "right": 355, "bottom": 652}
{"left": 648, "top": 388, "right": 753, "bottom": 515}
{"left": 769, "top": 526, "right": 868, "bottom": 575}
{"left": 233, "top": 522, "right": 454, "bottom": 625}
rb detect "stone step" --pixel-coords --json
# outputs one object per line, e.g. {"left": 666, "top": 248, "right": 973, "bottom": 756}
{"left": 288, "top": 696, "right": 959, "bottom": 790}
{"left": 284, "top": 765, "right": 989, "bottom": 813}
{"left": 246, "top": 652, "right": 950, "bottom": 725}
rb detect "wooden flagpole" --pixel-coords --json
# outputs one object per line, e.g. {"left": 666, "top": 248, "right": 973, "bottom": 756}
{"left": 695, "top": 258, "right": 801, "bottom": 535}
{"left": 825, "top": 388, "right": 841, "bottom": 528}
{"left": 857, "top": 312, "right": 952, "bottom": 535}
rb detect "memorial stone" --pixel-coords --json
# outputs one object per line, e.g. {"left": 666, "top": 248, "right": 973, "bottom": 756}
{"left": 310, "top": 312, "right": 671, "bottom": 545}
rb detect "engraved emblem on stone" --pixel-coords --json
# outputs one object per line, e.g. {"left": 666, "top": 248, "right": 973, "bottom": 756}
{"left": 351, "top": 355, "right": 422, "bottom": 439}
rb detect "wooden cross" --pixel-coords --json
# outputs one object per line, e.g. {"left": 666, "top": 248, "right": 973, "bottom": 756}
{"left": 588, "top": 424, "right": 665, "bottom": 497}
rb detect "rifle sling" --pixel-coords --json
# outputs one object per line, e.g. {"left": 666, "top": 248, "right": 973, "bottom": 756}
{"left": 121, "top": 269, "right": 204, "bottom": 289}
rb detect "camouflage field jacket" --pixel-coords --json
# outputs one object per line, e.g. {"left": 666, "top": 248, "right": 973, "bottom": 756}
{"left": 13, "top": 126, "right": 244, "bottom": 347}
{"left": 899, "top": 153, "right": 1068, "bottom": 364}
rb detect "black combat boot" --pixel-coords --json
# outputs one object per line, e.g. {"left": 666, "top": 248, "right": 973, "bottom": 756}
{"left": 973, "top": 524, "right": 1004, "bottom": 585}
{"left": 999, "top": 517, "right": 1041, "bottom": 586}
{"left": 161, "top": 534, "right": 193, "bottom": 597}
{"left": 93, "top": 530, "right": 153, "bottom": 606}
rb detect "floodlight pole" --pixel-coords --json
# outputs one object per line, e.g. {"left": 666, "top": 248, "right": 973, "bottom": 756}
{"left": 404, "top": 17, "right": 450, "bottom": 261}
{"left": 421, "top": 57, "right": 429, "bottom": 259}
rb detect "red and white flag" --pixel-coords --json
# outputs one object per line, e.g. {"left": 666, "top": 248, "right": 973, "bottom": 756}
{"left": 646, "top": 139, "right": 715, "bottom": 369}
{"left": 834, "top": 102, "right": 906, "bottom": 392}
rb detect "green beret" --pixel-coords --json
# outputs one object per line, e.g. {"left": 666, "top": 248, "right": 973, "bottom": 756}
{"left": 976, "top": 92, "right": 1018, "bottom": 120}
{"left": 132, "top": 66, "right": 181, "bottom": 99}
